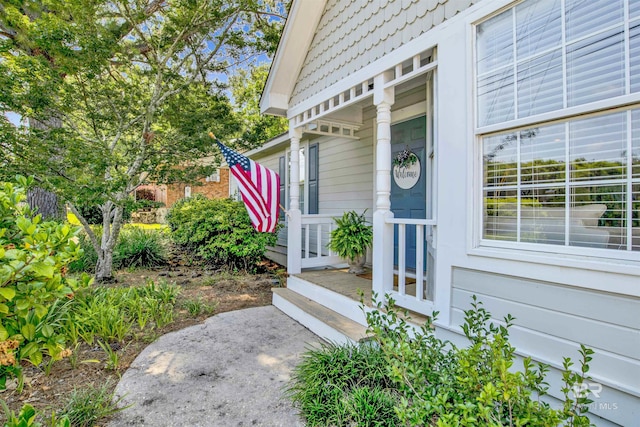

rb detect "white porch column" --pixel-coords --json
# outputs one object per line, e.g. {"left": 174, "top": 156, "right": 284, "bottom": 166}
{"left": 287, "top": 125, "right": 302, "bottom": 275}
{"left": 372, "top": 72, "right": 395, "bottom": 297}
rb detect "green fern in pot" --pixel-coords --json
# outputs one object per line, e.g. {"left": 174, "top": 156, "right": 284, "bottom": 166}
{"left": 329, "top": 210, "right": 373, "bottom": 274}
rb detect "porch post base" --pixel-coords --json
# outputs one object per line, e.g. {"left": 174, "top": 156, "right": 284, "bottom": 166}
{"left": 372, "top": 210, "right": 394, "bottom": 297}
{"left": 287, "top": 208, "right": 302, "bottom": 275}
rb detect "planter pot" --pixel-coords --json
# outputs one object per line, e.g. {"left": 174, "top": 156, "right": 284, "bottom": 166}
{"left": 348, "top": 254, "right": 366, "bottom": 274}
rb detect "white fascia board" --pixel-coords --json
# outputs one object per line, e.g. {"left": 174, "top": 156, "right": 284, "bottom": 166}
{"left": 260, "top": 0, "right": 327, "bottom": 116}
{"left": 261, "top": 92, "right": 289, "bottom": 116}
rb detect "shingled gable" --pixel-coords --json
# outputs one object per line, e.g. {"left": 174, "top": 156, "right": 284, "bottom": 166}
{"left": 260, "top": 0, "right": 327, "bottom": 117}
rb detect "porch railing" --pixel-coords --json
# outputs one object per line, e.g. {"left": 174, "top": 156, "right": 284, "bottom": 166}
{"left": 300, "top": 214, "right": 342, "bottom": 268}
{"left": 386, "top": 217, "right": 436, "bottom": 315}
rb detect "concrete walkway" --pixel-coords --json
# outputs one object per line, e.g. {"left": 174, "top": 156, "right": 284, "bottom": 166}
{"left": 107, "top": 306, "right": 321, "bottom": 426}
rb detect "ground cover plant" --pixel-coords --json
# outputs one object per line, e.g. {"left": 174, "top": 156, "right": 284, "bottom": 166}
{"left": 69, "top": 227, "right": 168, "bottom": 274}
{"left": 289, "top": 294, "right": 596, "bottom": 427}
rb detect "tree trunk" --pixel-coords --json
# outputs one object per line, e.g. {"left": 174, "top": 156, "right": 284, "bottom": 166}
{"left": 93, "top": 202, "right": 125, "bottom": 283}
{"left": 95, "top": 249, "right": 114, "bottom": 283}
{"left": 27, "top": 117, "right": 65, "bottom": 220}
{"left": 27, "top": 187, "right": 64, "bottom": 220}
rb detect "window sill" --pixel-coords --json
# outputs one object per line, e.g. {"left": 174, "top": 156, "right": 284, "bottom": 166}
{"left": 470, "top": 241, "right": 640, "bottom": 277}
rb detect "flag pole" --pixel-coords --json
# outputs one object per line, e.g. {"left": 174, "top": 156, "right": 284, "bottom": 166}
{"left": 209, "top": 132, "right": 289, "bottom": 217}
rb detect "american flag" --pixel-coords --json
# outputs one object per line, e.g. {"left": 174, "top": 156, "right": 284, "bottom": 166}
{"left": 215, "top": 139, "right": 280, "bottom": 233}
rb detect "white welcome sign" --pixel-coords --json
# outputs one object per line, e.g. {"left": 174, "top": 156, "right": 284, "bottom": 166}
{"left": 393, "top": 157, "right": 421, "bottom": 189}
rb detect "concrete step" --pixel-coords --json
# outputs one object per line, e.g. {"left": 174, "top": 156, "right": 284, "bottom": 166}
{"left": 272, "top": 287, "right": 369, "bottom": 345}
{"left": 286, "top": 275, "right": 369, "bottom": 327}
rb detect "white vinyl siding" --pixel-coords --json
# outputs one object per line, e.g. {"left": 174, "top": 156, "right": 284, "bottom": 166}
{"left": 478, "top": 0, "right": 640, "bottom": 254}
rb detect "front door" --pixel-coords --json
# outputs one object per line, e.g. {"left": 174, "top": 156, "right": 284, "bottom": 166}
{"left": 390, "top": 116, "right": 427, "bottom": 271}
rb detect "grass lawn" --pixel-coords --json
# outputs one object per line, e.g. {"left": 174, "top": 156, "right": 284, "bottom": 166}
{"left": 66, "top": 212, "right": 169, "bottom": 231}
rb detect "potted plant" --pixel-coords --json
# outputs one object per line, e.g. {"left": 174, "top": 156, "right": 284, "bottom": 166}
{"left": 328, "top": 210, "right": 373, "bottom": 274}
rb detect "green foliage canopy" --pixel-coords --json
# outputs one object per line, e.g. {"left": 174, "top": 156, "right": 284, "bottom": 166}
{"left": 0, "top": 0, "right": 288, "bottom": 279}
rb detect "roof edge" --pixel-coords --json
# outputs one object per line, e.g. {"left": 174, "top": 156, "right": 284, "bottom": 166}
{"left": 259, "top": 0, "right": 327, "bottom": 117}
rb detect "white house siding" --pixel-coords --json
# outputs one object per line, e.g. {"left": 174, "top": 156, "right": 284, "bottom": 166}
{"left": 290, "top": 0, "right": 483, "bottom": 106}
{"left": 450, "top": 268, "right": 640, "bottom": 426}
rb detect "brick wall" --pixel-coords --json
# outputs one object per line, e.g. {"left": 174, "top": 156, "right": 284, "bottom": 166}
{"left": 165, "top": 168, "right": 230, "bottom": 208}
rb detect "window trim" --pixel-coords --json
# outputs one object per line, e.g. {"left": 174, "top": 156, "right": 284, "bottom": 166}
{"left": 473, "top": 0, "right": 640, "bottom": 260}
{"left": 282, "top": 140, "right": 319, "bottom": 216}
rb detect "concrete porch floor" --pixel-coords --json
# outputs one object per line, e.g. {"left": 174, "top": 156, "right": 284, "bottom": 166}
{"left": 292, "top": 267, "right": 429, "bottom": 326}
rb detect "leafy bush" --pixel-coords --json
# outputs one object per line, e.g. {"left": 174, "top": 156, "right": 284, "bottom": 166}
{"left": 287, "top": 341, "right": 400, "bottom": 427}
{"left": 0, "top": 177, "right": 91, "bottom": 388}
{"left": 166, "top": 195, "right": 278, "bottom": 271}
{"left": 365, "top": 294, "right": 594, "bottom": 427}
{"left": 289, "top": 295, "right": 596, "bottom": 427}
{"left": 1, "top": 401, "right": 71, "bottom": 427}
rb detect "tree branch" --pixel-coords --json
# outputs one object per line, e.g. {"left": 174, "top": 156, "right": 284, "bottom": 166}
{"left": 67, "top": 202, "right": 100, "bottom": 254}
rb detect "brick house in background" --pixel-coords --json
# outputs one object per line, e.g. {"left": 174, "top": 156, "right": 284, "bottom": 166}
{"left": 134, "top": 166, "right": 231, "bottom": 222}
{"left": 163, "top": 167, "right": 231, "bottom": 207}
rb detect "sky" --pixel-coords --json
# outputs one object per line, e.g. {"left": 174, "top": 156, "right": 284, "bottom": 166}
{"left": 5, "top": 112, "right": 21, "bottom": 126}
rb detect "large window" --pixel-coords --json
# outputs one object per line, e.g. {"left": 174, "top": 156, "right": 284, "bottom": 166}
{"left": 477, "top": 0, "right": 640, "bottom": 252}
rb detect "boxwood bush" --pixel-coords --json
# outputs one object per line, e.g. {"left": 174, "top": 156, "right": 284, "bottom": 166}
{"left": 166, "top": 195, "right": 278, "bottom": 271}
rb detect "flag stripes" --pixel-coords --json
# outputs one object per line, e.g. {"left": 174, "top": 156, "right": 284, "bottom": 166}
{"left": 215, "top": 139, "right": 280, "bottom": 233}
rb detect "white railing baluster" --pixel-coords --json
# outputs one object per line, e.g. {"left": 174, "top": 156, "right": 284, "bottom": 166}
{"left": 385, "top": 218, "right": 436, "bottom": 315}
{"left": 398, "top": 224, "right": 406, "bottom": 296}
{"left": 416, "top": 225, "right": 424, "bottom": 301}
{"left": 300, "top": 215, "right": 343, "bottom": 268}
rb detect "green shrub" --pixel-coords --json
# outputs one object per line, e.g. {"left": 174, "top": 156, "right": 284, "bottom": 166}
{"left": 365, "top": 294, "right": 594, "bottom": 427}
{"left": 166, "top": 195, "right": 278, "bottom": 271}
{"left": 290, "top": 296, "right": 596, "bottom": 427}
{"left": 113, "top": 228, "right": 167, "bottom": 268}
{"left": 1, "top": 401, "right": 71, "bottom": 427}
{"left": 68, "top": 227, "right": 167, "bottom": 273}
{"left": 0, "top": 177, "right": 91, "bottom": 388}
{"left": 287, "top": 342, "right": 400, "bottom": 427}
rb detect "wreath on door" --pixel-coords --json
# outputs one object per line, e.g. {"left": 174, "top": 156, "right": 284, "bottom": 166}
{"left": 393, "top": 147, "right": 418, "bottom": 168}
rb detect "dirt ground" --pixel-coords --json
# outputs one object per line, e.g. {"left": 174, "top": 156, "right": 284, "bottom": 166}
{"left": 0, "top": 260, "right": 286, "bottom": 423}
